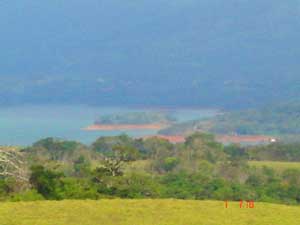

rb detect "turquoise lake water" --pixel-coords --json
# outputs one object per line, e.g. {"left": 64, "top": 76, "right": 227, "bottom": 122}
{"left": 0, "top": 105, "right": 218, "bottom": 146}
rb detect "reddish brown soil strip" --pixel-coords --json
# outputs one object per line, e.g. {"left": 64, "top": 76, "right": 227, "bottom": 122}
{"left": 149, "top": 135, "right": 275, "bottom": 144}
{"left": 83, "top": 124, "right": 165, "bottom": 131}
{"left": 216, "top": 135, "right": 276, "bottom": 144}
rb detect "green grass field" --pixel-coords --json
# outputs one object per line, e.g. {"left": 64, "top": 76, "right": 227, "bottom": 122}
{"left": 249, "top": 160, "right": 300, "bottom": 171}
{"left": 0, "top": 200, "right": 299, "bottom": 225}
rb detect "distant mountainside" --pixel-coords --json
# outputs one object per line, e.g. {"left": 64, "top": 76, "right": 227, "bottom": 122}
{"left": 208, "top": 103, "right": 300, "bottom": 135}
{"left": 0, "top": 0, "right": 300, "bottom": 108}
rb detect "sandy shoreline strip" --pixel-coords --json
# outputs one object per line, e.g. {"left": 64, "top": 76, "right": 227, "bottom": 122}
{"left": 216, "top": 135, "right": 275, "bottom": 143}
{"left": 83, "top": 124, "right": 166, "bottom": 131}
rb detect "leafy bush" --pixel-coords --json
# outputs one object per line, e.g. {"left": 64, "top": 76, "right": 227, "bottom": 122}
{"left": 10, "top": 190, "right": 44, "bottom": 202}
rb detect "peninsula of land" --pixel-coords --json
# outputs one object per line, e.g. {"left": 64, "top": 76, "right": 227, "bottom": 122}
{"left": 83, "top": 111, "right": 175, "bottom": 131}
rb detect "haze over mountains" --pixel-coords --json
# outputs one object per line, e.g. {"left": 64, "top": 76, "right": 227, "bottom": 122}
{"left": 1, "top": 0, "right": 299, "bottom": 108}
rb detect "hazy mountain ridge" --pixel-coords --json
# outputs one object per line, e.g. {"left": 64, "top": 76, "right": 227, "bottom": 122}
{"left": 1, "top": 0, "right": 299, "bottom": 108}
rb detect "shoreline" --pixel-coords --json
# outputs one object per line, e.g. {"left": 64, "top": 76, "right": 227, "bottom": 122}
{"left": 216, "top": 135, "right": 276, "bottom": 144}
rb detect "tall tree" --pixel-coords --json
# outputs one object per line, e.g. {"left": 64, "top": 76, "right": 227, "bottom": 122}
{"left": 0, "top": 148, "right": 28, "bottom": 182}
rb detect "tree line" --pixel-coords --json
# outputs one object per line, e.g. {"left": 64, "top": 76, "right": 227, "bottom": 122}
{"left": 1, "top": 133, "right": 300, "bottom": 204}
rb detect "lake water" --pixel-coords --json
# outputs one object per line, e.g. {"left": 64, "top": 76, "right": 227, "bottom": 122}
{"left": 0, "top": 105, "right": 218, "bottom": 146}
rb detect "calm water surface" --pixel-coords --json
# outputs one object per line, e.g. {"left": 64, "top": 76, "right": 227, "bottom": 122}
{"left": 0, "top": 105, "right": 218, "bottom": 146}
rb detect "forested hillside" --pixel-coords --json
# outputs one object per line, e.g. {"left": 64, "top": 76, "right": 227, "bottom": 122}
{"left": 160, "top": 103, "right": 300, "bottom": 136}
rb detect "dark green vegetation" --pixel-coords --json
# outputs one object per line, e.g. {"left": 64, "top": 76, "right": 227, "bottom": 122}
{"left": 1, "top": 134, "right": 300, "bottom": 205}
{"left": 95, "top": 112, "right": 176, "bottom": 125}
{"left": 160, "top": 103, "right": 300, "bottom": 136}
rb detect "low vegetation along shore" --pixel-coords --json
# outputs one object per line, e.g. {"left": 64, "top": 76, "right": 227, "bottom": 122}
{"left": 0, "top": 200, "right": 299, "bottom": 225}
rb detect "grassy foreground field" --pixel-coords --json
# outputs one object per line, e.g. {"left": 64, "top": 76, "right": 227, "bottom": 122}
{"left": 0, "top": 200, "right": 299, "bottom": 225}
{"left": 249, "top": 160, "right": 300, "bottom": 171}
